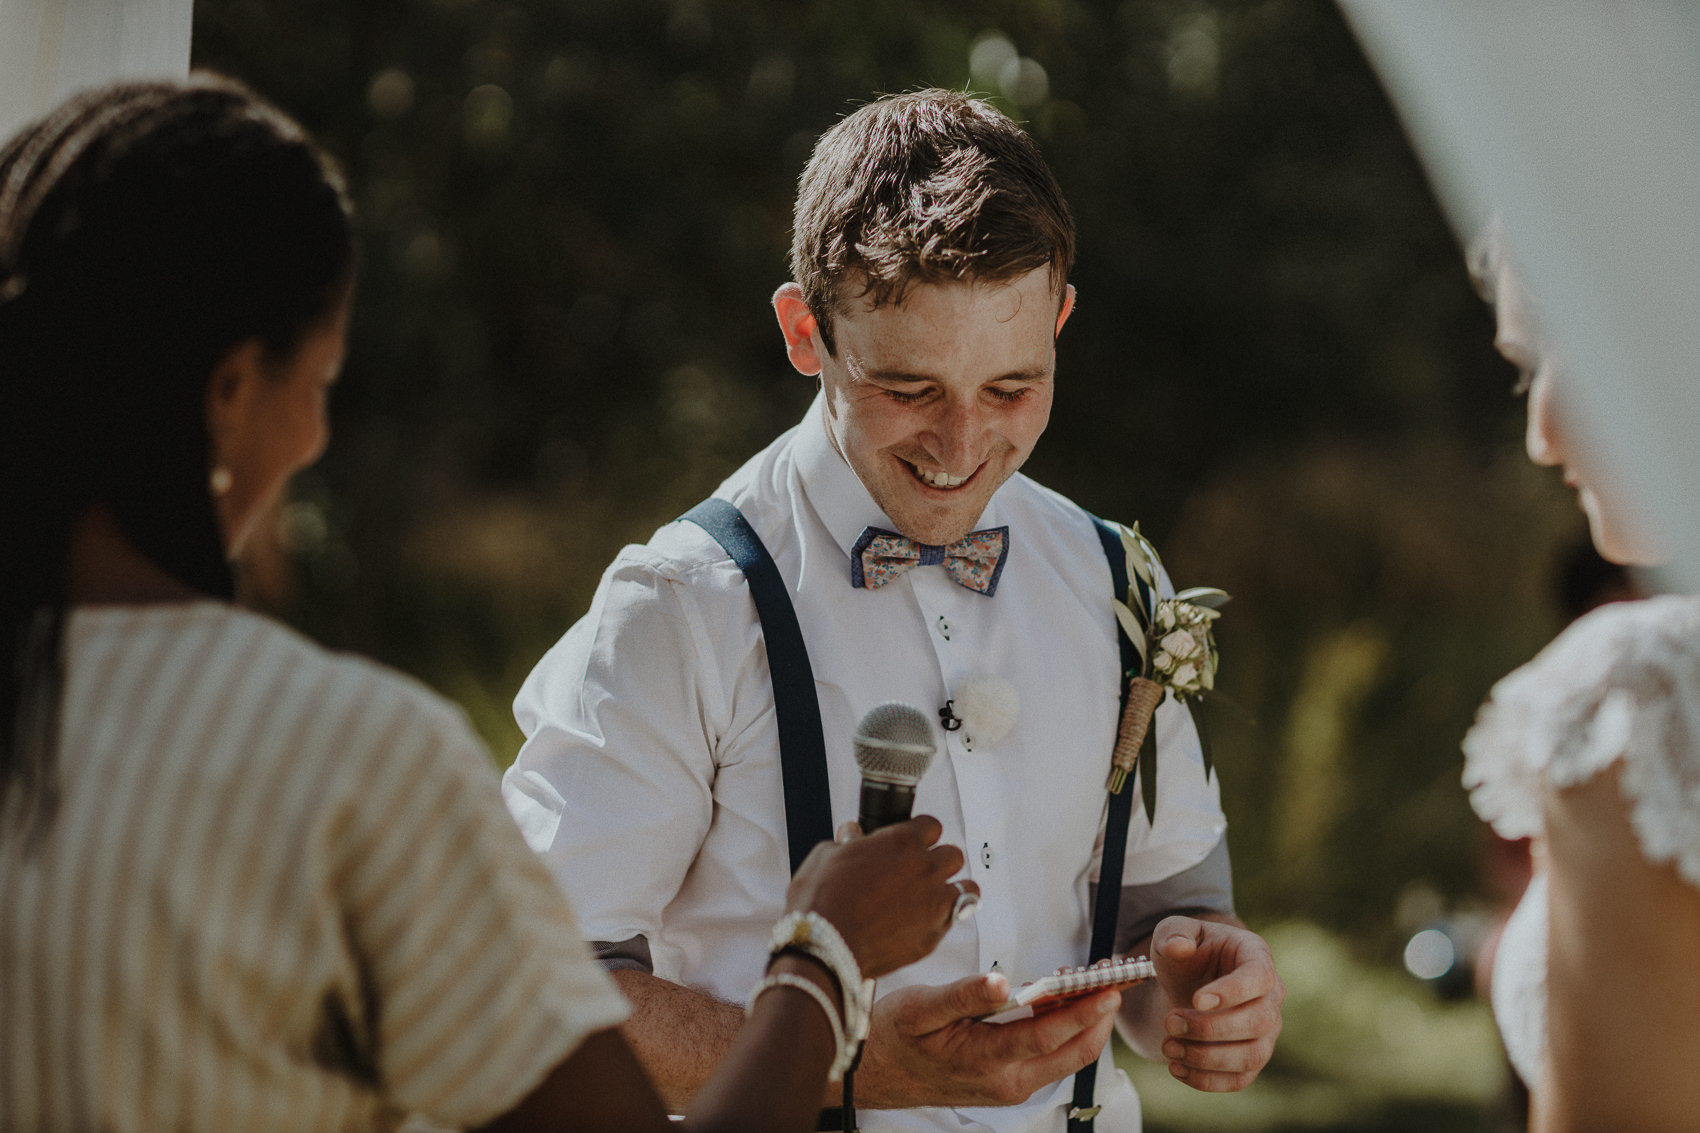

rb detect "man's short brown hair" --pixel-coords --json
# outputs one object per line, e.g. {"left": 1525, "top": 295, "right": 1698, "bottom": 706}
{"left": 790, "top": 89, "right": 1076, "bottom": 353}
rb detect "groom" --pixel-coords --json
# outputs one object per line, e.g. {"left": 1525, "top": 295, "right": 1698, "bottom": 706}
{"left": 505, "top": 89, "right": 1282, "bottom": 1132}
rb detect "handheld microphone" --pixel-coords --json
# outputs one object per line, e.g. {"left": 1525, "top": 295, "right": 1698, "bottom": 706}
{"left": 853, "top": 701, "right": 936, "bottom": 833}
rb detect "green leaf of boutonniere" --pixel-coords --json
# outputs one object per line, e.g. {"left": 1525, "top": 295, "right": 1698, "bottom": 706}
{"left": 1118, "top": 523, "right": 1160, "bottom": 594}
{"left": 1113, "top": 599, "right": 1150, "bottom": 673}
{"left": 1175, "top": 586, "right": 1231, "bottom": 612}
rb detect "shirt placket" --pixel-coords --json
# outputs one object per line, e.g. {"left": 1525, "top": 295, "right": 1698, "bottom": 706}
{"left": 909, "top": 567, "right": 1011, "bottom": 978}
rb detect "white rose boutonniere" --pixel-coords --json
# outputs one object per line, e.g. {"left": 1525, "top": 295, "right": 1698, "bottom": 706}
{"left": 1149, "top": 597, "right": 1222, "bottom": 700}
{"left": 1105, "top": 521, "right": 1229, "bottom": 795}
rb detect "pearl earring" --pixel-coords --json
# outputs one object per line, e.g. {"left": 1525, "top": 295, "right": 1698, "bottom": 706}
{"left": 209, "top": 466, "right": 233, "bottom": 496}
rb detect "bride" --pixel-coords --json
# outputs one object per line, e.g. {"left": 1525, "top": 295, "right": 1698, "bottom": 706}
{"left": 1464, "top": 232, "right": 1700, "bottom": 1132}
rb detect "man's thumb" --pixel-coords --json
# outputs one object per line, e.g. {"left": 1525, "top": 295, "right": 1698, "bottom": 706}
{"left": 905, "top": 973, "right": 1011, "bottom": 1031}
{"left": 1154, "top": 917, "right": 1206, "bottom": 967}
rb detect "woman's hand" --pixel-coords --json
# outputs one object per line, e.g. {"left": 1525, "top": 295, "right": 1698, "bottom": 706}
{"left": 784, "top": 816, "right": 969, "bottom": 980}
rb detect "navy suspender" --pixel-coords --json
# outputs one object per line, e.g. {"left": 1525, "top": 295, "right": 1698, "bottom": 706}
{"left": 681, "top": 498, "right": 1138, "bottom": 1129}
{"left": 682, "top": 498, "right": 834, "bottom": 874}
{"left": 1068, "top": 516, "right": 1146, "bottom": 1131}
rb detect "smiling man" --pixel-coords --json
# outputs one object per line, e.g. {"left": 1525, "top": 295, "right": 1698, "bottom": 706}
{"left": 505, "top": 90, "right": 1282, "bottom": 1133}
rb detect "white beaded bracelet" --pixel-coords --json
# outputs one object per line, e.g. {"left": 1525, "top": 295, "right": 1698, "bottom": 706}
{"left": 767, "top": 911, "right": 874, "bottom": 1055}
{"left": 746, "top": 972, "right": 850, "bottom": 1081}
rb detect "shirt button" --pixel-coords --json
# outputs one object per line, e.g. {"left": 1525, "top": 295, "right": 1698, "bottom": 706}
{"left": 936, "top": 616, "right": 953, "bottom": 641}
{"left": 981, "top": 843, "right": 993, "bottom": 868}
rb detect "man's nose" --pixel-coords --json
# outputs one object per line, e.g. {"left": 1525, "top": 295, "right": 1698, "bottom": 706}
{"left": 923, "top": 399, "right": 985, "bottom": 472}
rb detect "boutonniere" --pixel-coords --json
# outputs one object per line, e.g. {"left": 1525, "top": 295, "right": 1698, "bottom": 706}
{"left": 1106, "top": 523, "right": 1229, "bottom": 795}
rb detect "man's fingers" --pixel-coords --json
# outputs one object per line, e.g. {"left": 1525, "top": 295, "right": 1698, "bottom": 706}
{"left": 1186, "top": 954, "right": 1281, "bottom": 1013}
{"left": 1164, "top": 994, "right": 1282, "bottom": 1044}
{"left": 1018, "top": 991, "right": 1120, "bottom": 1059}
{"left": 1160, "top": 1034, "right": 1274, "bottom": 1076}
{"left": 1167, "top": 1061, "right": 1264, "bottom": 1093}
{"left": 1025, "top": 1003, "right": 1120, "bottom": 1080}
{"left": 892, "top": 974, "right": 1012, "bottom": 1033}
{"left": 1160, "top": 993, "right": 1281, "bottom": 1096}
{"left": 977, "top": 990, "right": 1120, "bottom": 1062}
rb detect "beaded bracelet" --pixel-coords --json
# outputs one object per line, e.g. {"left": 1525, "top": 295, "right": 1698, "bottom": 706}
{"left": 767, "top": 910, "right": 874, "bottom": 1056}
{"left": 746, "top": 971, "right": 849, "bottom": 1081}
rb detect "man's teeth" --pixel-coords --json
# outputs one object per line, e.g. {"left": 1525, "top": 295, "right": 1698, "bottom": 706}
{"left": 915, "top": 466, "right": 969, "bottom": 489}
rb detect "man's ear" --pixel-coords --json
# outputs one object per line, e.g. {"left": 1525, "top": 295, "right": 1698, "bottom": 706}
{"left": 203, "top": 339, "right": 266, "bottom": 462}
{"left": 772, "top": 283, "right": 824, "bottom": 376}
{"left": 1055, "top": 284, "right": 1076, "bottom": 338}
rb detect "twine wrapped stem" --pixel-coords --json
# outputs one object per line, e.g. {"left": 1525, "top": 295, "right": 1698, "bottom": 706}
{"left": 1106, "top": 676, "right": 1164, "bottom": 793}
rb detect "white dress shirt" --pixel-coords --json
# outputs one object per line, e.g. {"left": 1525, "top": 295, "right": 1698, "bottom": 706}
{"left": 506, "top": 395, "right": 1228, "bottom": 1133}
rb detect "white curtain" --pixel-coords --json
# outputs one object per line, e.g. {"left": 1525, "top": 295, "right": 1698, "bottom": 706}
{"left": 0, "top": 0, "right": 193, "bottom": 142}
{"left": 1340, "top": 1, "right": 1700, "bottom": 589}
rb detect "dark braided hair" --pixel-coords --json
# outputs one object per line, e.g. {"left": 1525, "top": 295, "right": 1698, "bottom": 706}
{"left": 0, "top": 76, "right": 355, "bottom": 835}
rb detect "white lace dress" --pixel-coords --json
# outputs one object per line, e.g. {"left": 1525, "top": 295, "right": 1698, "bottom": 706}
{"left": 1462, "top": 594, "right": 1700, "bottom": 1089}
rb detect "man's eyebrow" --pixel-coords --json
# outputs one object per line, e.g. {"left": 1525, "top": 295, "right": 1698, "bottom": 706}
{"left": 844, "top": 354, "right": 917, "bottom": 384}
{"left": 851, "top": 360, "right": 1051, "bottom": 385}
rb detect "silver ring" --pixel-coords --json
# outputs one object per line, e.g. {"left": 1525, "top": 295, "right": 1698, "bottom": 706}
{"left": 950, "top": 881, "right": 980, "bottom": 922}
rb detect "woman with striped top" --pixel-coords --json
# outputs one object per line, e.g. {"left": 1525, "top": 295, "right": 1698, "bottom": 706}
{"left": 0, "top": 77, "right": 969, "bottom": 1132}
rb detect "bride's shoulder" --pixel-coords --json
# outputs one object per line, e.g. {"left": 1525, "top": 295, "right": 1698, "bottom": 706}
{"left": 1465, "top": 595, "right": 1700, "bottom": 879}
{"left": 1487, "top": 594, "right": 1700, "bottom": 714}
{"left": 1550, "top": 592, "right": 1700, "bottom": 669}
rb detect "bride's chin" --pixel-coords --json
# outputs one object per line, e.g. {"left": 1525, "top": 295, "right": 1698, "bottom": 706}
{"left": 1580, "top": 489, "right": 1662, "bottom": 568}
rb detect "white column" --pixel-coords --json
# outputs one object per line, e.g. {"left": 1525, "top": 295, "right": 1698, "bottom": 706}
{"left": 0, "top": 0, "right": 194, "bottom": 142}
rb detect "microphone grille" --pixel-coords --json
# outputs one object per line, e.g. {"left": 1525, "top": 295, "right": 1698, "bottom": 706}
{"left": 853, "top": 701, "right": 936, "bottom": 785}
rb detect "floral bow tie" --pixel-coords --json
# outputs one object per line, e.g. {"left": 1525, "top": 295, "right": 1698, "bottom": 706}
{"left": 850, "top": 526, "right": 1011, "bottom": 597}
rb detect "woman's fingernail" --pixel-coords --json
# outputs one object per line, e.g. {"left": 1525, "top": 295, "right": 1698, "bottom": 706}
{"left": 1197, "top": 993, "right": 1220, "bottom": 1010}
{"left": 1170, "top": 1063, "right": 1190, "bottom": 1081}
{"left": 1166, "top": 1015, "right": 1188, "bottom": 1037}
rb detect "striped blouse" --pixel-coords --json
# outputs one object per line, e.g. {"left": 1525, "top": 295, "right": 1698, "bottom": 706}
{"left": 0, "top": 602, "right": 629, "bottom": 1131}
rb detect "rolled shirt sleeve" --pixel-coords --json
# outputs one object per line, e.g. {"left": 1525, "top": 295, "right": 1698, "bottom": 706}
{"left": 505, "top": 536, "right": 757, "bottom": 976}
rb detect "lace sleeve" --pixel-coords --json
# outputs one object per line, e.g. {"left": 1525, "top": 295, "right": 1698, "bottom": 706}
{"left": 1463, "top": 595, "right": 1700, "bottom": 888}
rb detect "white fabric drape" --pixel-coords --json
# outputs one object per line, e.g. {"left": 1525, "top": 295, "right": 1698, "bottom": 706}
{"left": 0, "top": 0, "right": 193, "bottom": 142}
{"left": 1340, "top": 1, "right": 1700, "bottom": 589}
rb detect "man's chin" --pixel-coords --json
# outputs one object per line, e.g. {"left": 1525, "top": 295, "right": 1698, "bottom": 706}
{"left": 886, "top": 508, "right": 986, "bottom": 547}
{"left": 872, "top": 476, "right": 999, "bottom": 545}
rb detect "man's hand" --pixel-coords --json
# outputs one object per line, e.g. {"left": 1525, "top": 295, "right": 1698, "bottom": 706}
{"left": 1145, "top": 915, "right": 1284, "bottom": 1092}
{"left": 853, "top": 973, "right": 1121, "bottom": 1109}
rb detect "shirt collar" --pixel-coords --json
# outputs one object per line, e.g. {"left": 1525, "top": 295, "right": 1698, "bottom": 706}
{"left": 793, "top": 390, "right": 1005, "bottom": 562}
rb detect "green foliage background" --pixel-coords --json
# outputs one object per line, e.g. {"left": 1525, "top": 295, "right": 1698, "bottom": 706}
{"left": 191, "top": 4, "right": 1574, "bottom": 1115}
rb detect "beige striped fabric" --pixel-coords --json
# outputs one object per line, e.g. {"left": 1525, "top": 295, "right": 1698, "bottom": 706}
{"left": 0, "top": 602, "right": 629, "bottom": 1131}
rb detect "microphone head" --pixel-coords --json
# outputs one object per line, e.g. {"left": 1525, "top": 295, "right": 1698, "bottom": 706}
{"left": 853, "top": 701, "right": 936, "bottom": 786}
